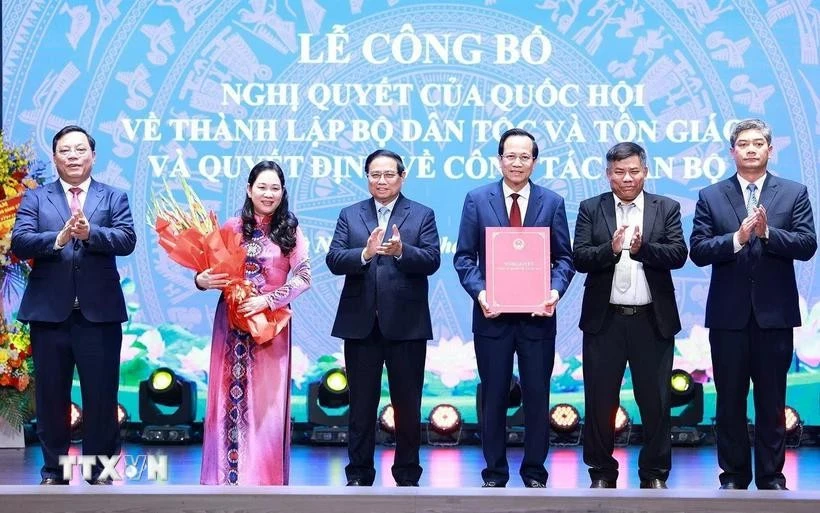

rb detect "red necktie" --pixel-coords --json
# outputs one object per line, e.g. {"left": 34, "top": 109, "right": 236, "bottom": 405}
{"left": 509, "top": 193, "right": 522, "bottom": 227}
{"left": 69, "top": 187, "right": 82, "bottom": 215}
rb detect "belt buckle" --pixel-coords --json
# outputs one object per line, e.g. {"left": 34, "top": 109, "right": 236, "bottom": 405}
{"left": 621, "top": 305, "right": 637, "bottom": 316}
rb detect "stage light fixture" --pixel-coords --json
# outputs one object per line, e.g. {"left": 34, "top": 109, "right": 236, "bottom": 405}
{"left": 550, "top": 403, "right": 580, "bottom": 432}
{"left": 476, "top": 376, "right": 526, "bottom": 445}
{"left": 69, "top": 402, "right": 83, "bottom": 441}
{"left": 614, "top": 405, "right": 632, "bottom": 446}
{"left": 138, "top": 367, "right": 197, "bottom": 443}
{"left": 785, "top": 406, "right": 804, "bottom": 448}
{"left": 308, "top": 368, "right": 350, "bottom": 444}
{"left": 376, "top": 403, "right": 396, "bottom": 446}
{"left": 117, "top": 403, "right": 129, "bottom": 427}
{"left": 549, "top": 403, "right": 582, "bottom": 446}
{"left": 379, "top": 404, "right": 396, "bottom": 433}
{"left": 670, "top": 369, "right": 704, "bottom": 446}
{"left": 426, "top": 404, "right": 462, "bottom": 446}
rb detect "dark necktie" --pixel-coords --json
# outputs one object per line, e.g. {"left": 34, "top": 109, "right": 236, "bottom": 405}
{"left": 510, "top": 193, "right": 522, "bottom": 227}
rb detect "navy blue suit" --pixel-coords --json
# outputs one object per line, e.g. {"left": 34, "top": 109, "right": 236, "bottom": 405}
{"left": 12, "top": 179, "right": 136, "bottom": 480}
{"left": 454, "top": 180, "right": 574, "bottom": 485}
{"left": 327, "top": 193, "right": 440, "bottom": 485}
{"left": 690, "top": 173, "right": 816, "bottom": 489}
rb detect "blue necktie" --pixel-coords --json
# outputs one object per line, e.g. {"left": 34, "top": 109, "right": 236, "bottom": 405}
{"left": 746, "top": 184, "right": 758, "bottom": 216}
{"left": 378, "top": 206, "right": 390, "bottom": 229}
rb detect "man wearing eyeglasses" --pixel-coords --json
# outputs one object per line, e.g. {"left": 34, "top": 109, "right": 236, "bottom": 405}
{"left": 454, "top": 128, "right": 575, "bottom": 488}
{"left": 327, "top": 149, "right": 441, "bottom": 487}
{"left": 573, "top": 142, "right": 687, "bottom": 490}
{"left": 12, "top": 125, "right": 136, "bottom": 485}
{"left": 691, "top": 119, "right": 816, "bottom": 490}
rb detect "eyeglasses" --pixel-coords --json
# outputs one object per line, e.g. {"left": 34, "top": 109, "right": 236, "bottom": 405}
{"left": 367, "top": 172, "right": 400, "bottom": 181}
{"left": 501, "top": 153, "right": 533, "bottom": 164}
{"left": 56, "top": 147, "right": 90, "bottom": 157}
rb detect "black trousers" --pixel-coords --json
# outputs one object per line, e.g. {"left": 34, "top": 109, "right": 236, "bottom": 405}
{"left": 710, "top": 315, "right": 793, "bottom": 489}
{"left": 474, "top": 325, "right": 554, "bottom": 485}
{"left": 30, "top": 311, "right": 122, "bottom": 481}
{"left": 582, "top": 306, "right": 673, "bottom": 483}
{"left": 343, "top": 322, "right": 427, "bottom": 485}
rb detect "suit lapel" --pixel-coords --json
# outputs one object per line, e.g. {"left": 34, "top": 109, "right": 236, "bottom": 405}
{"left": 489, "top": 182, "right": 508, "bottom": 226}
{"left": 389, "top": 195, "right": 411, "bottom": 230}
{"left": 642, "top": 193, "right": 660, "bottom": 240}
{"left": 723, "top": 175, "right": 749, "bottom": 223}
{"left": 523, "top": 183, "right": 544, "bottom": 226}
{"left": 83, "top": 180, "right": 103, "bottom": 220}
{"left": 46, "top": 180, "right": 70, "bottom": 222}
{"left": 601, "top": 193, "right": 617, "bottom": 235}
{"left": 359, "top": 199, "right": 379, "bottom": 235}
{"left": 758, "top": 173, "right": 780, "bottom": 210}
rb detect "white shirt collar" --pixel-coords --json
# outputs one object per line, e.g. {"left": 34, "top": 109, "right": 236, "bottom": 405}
{"left": 59, "top": 177, "right": 91, "bottom": 194}
{"left": 374, "top": 196, "right": 399, "bottom": 212}
{"left": 502, "top": 181, "right": 531, "bottom": 200}
{"left": 736, "top": 173, "right": 767, "bottom": 192}
{"left": 614, "top": 190, "right": 645, "bottom": 211}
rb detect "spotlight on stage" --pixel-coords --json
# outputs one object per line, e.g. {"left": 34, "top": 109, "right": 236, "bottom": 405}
{"left": 476, "top": 376, "right": 526, "bottom": 445}
{"left": 669, "top": 369, "right": 704, "bottom": 446}
{"left": 785, "top": 406, "right": 804, "bottom": 448}
{"left": 117, "top": 403, "right": 129, "bottom": 427}
{"left": 549, "top": 403, "right": 582, "bottom": 446}
{"left": 308, "top": 368, "right": 350, "bottom": 444}
{"left": 377, "top": 403, "right": 396, "bottom": 445}
{"left": 426, "top": 404, "right": 462, "bottom": 446}
{"left": 614, "top": 405, "right": 631, "bottom": 447}
{"left": 70, "top": 402, "right": 83, "bottom": 441}
{"left": 138, "top": 367, "right": 197, "bottom": 443}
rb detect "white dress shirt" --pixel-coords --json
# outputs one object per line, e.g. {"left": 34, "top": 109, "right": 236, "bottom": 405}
{"left": 610, "top": 191, "right": 652, "bottom": 306}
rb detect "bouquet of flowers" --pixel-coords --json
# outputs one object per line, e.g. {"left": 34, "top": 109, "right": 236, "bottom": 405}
{"left": 149, "top": 180, "right": 290, "bottom": 344}
{"left": 0, "top": 320, "right": 34, "bottom": 428}
{"left": 0, "top": 132, "right": 48, "bottom": 298}
{"left": 0, "top": 131, "right": 46, "bottom": 428}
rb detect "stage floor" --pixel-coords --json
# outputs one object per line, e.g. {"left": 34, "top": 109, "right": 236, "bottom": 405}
{"left": 1, "top": 444, "right": 818, "bottom": 513}
{"left": 0, "top": 443, "right": 817, "bottom": 489}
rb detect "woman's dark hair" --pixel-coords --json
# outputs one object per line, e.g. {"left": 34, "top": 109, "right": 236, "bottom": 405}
{"left": 241, "top": 160, "right": 298, "bottom": 255}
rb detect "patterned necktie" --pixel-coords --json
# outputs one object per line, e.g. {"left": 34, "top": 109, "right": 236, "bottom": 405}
{"left": 69, "top": 187, "right": 82, "bottom": 215}
{"left": 509, "top": 193, "right": 522, "bottom": 227}
{"left": 378, "top": 206, "right": 390, "bottom": 229}
{"left": 746, "top": 183, "right": 758, "bottom": 216}
{"left": 614, "top": 203, "right": 635, "bottom": 293}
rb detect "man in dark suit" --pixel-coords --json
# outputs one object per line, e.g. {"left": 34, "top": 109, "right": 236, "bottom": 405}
{"left": 11, "top": 125, "right": 136, "bottom": 484}
{"left": 690, "top": 119, "right": 816, "bottom": 490}
{"left": 573, "top": 142, "right": 687, "bottom": 489}
{"left": 454, "top": 128, "right": 575, "bottom": 488}
{"left": 326, "top": 149, "right": 440, "bottom": 487}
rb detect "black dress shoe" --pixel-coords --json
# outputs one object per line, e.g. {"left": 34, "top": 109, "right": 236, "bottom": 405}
{"left": 523, "top": 478, "right": 546, "bottom": 488}
{"left": 759, "top": 483, "right": 788, "bottom": 490}
{"left": 40, "top": 477, "right": 69, "bottom": 485}
{"left": 590, "top": 479, "right": 616, "bottom": 488}
{"left": 640, "top": 479, "right": 668, "bottom": 489}
{"left": 346, "top": 479, "right": 363, "bottom": 486}
{"left": 87, "top": 477, "right": 113, "bottom": 485}
{"left": 396, "top": 480, "right": 419, "bottom": 487}
{"left": 720, "top": 482, "right": 744, "bottom": 490}
{"left": 482, "top": 480, "right": 505, "bottom": 488}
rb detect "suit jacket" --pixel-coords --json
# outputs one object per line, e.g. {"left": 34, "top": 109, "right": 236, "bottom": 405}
{"left": 11, "top": 178, "right": 136, "bottom": 323}
{"left": 326, "top": 194, "right": 441, "bottom": 341}
{"left": 573, "top": 191, "right": 687, "bottom": 338}
{"left": 453, "top": 180, "right": 575, "bottom": 339}
{"left": 690, "top": 173, "right": 817, "bottom": 329}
